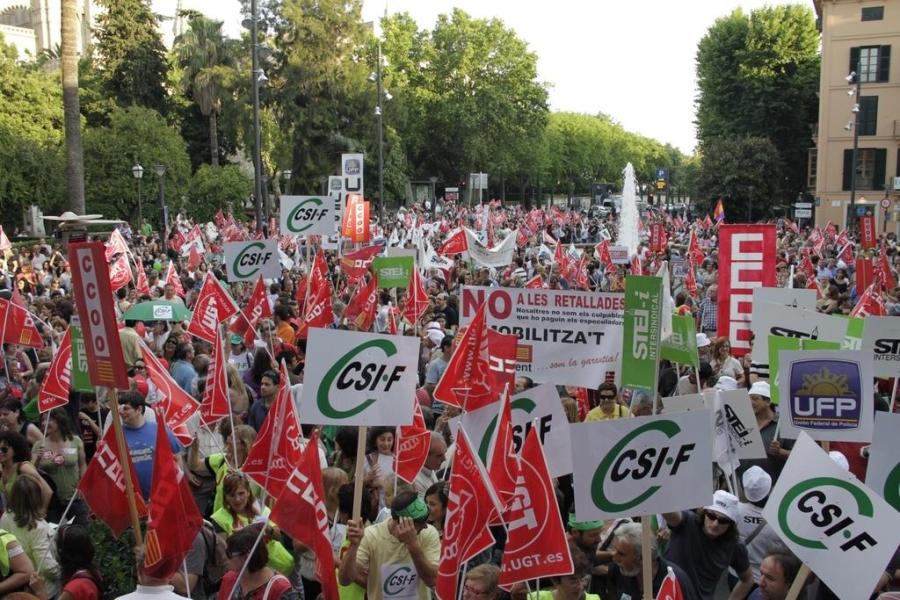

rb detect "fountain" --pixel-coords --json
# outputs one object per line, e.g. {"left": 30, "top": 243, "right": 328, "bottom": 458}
{"left": 617, "top": 163, "right": 641, "bottom": 258}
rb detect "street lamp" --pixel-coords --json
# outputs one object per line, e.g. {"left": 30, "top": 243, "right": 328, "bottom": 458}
{"left": 375, "top": 42, "right": 386, "bottom": 226}
{"left": 847, "top": 65, "right": 862, "bottom": 231}
{"left": 429, "top": 176, "right": 438, "bottom": 217}
{"left": 132, "top": 164, "right": 144, "bottom": 231}
{"left": 154, "top": 164, "right": 167, "bottom": 241}
{"left": 244, "top": 3, "right": 265, "bottom": 234}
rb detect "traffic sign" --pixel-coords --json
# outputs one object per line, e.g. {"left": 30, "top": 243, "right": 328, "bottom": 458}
{"left": 794, "top": 209, "right": 812, "bottom": 218}
{"left": 794, "top": 202, "right": 812, "bottom": 209}
{"left": 880, "top": 197, "right": 892, "bottom": 209}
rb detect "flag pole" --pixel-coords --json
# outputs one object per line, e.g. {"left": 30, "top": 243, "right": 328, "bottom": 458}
{"left": 108, "top": 387, "right": 144, "bottom": 546}
{"left": 890, "top": 376, "right": 898, "bottom": 414}
{"left": 784, "top": 565, "right": 809, "bottom": 600}
{"left": 641, "top": 517, "right": 653, "bottom": 600}
{"left": 229, "top": 516, "right": 270, "bottom": 599}
{"left": 352, "top": 425, "right": 368, "bottom": 521}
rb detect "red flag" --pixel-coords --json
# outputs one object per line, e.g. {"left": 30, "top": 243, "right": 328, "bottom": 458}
{"left": 573, "top": 255, "right": 589, "bottom": 290}
{"left": 432, "top": 302, "right": 497, "bottom": 411}
{"left": 105, "top": 229, "right": 130, "bottom": 262}
{"left": 877, "top": 249, "right": 897, "bottom": 290}
{"left": 487, "top": 389, "right": 517, "bottom": 514}
{"left": 629, "top": 253, "right": 643, "bottom": 276}
{"left": 785, "top": 218, "right": 800, "bottom": 234}
{"left": 650, "top": 223, "right": 666, "bottom": 253}
{"left": 228, "top": 275, "right": 273, "bottom": 346}
{"left": 824, "top": 220, "right": 837, "bottom": 237}
{"left": 837, "top": 243, "right": 854, "bottom": 264}
{"left": 309, "top": 250, "right": 330, "bottom": 293}
{"left": 435, "top": 428, "right": 502, "bottom": 600}
{"left": 394, "top": 402, "right": 430, "bottom": 483}
{"left": 808, "top": 275, "right": 823, "bottom": 300}
{"left": 199, "top": 332, "right": 231, "bottom": 426}
{"left": 140, "top": 345, "right": 199, "bottom": 446}
{"left": 799, "top": 254, "right": 816, "bottom": 280}
{"left": 77, "top": 426, "right": 148, "bottom": 535}
{"left": 143, "top": 407, "right": 203, "bottom": 580}
{"left": 294, "top": 275, "right": 308, "bottom": 315}
{"left": 296, "top": 283, "right": 334, "bottom": 339}
{"left": 340, "top": 245, "right": 383, "bottom": 282}
{"left": 655, "top": 567, "right": 685, "bottom": 600}
{"left": 524, "top": 275, "right": 543, "bottom": 289}
{"left": 38, "top": 328, "right": 72, "bottom": 413}
{"left": 0, "top": 226, "right": 10, "bottom": 252}
{"left": 486, "top": 329, "right": 518, "bottom": 396}
{"left": 344, "top": 276, "right": 379, "bottom": 332}
{"left": 499, "top": 427, "right": 573, "bottom": 587}
{"left": 553, "top": 241, "right": 570, "bottom": 274}
{"left": 438, "top": 228, "right": 469, "bottom": 256}
{"left": 688, "top": 229, "right": 704, "bottom": 265}
{"left": 188, "top": 273, "right": 239, "bottom": 344}
{"left": 387, "top": 304, "right": 399, "bottom": 335}
{"left": 851, "top": 283, "right": 886, "bottom": 318}
{"left": 243, "top": 362, "right": 303, "bottom": 499}
{"left": 835, "top": 229, "right": 849, "bottom": 248}
{"left": 808, "top": 227, "right": 823, "bottom": 246}
{"left": 856, "top": 257, "right": 874, "bottom": 295}
{"left": 0, "top": 298, "right": 45, "bottom": 348}
{"left": 402, "top": 268, "right": 429, "bottom": 325}
{"left": 108, "top": 254, "right": 133, "bottom": 292}
{"left": 135, "top": 263, "right": 151, "bottom": 297}
{"left": 684, "top": 259, "right": 698, "bottom": 297}
{"left": 165, "top": 262, "right": 185, "bottom": 298}
{"left": 595, "top": 240, "right": 614, "bottom": 272}
{"left": 702, "top": 214, "right": 713, "bottom": 229}
{"left": 187, "top": 244, "right": 202, "bottom": 271}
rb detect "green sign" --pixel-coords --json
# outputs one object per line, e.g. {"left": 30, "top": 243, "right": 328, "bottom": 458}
{"left": 842, "top": 316, "right": 865, "bottom": 350}
{"left": 622, "top": 276, "right": 663, "bottom": 396}
{"left": 70, "top": 323, "right": 93, "bottom": 393}
{"left": 767, "top": 335, "right": 840, "bottom": 405}
{"left": 661, "top": 314, "right": 699, "bottom": 369}
{"left": 372, "top": 256, "right": 414, "bottom": 288}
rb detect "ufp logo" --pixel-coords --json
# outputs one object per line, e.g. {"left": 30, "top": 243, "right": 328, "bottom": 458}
{"left": 383, "top": 566, "right": 416, "bottom": 596}
{"left": 789, "top": 359, "right": 862, "bottom": 431}
{"left": 590, "top": 420, "right": 695, "bottom": 512}
{"left": 232, "top": 242, "right": 273, "bottom": 279}
{"left": 286, "top": 198, "right": 329, "bottom": 233}
{"left": 316, "top": 339, "right": 406, "bottom": 419}
{"left": 777, "top": 477, "right": 878, "bottom": 553}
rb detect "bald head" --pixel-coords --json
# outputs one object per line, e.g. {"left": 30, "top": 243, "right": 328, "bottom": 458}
{"left": 425, "top": 431, "right": 447, "bottom": 470}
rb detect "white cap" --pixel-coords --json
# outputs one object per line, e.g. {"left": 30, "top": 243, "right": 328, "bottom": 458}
{"left": 704, "top": 489, "right": 739, "bottom": 523}
{"left": 696, "top": 333, "right": 712, "bottom": 348}
{"left": 716, "top": 376, "right": 738, "bottom": 391}
{"left": 829, "top": 451, "right": 850, "bottom": 471}
{"left": 749, "top": 381, "right": 771, "bottom": 399}
{"left": 742, "top": 466, "right": 772, "bottom": 503}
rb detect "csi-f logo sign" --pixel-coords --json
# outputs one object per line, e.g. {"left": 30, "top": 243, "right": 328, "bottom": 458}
{"left": 286, "top": 197, "right": 330, "bottom": 233}
{"left": 317, "top": 339, "right": 407, "bottom": 419}
{"left": 591, "top": 420, "right": 695, "bottom": 512}
{"left": 789, "top": 360, "right": 862, "bottom": 431}
{"left": 777, "top": 477, "right": 878, "bottom": 553}
{"left": 383, "top": 566, "right": 416, "bottom": 596}
{"left": 233, "top": 243, "right": 273, "bottom": 279}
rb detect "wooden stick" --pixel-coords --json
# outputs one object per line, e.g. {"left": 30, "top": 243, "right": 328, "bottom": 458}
{"left": 784, "top": 564, "right": 809, "bottom": 600}
{"left": 352, "top": 425, "right": 368, "bottom": 521}
{"left": 641, "top": 518, "right": 653, "bottom": 600}
{"left": 108, "top": 387, "right": 143, "bottom": 546}
{"left": 890, "top": 376, "right": 898, "bottom": 414}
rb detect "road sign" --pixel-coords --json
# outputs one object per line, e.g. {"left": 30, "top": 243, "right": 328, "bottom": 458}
{"left": 794, "top": 202, "right": 812, "bottom": 209}
{"left": 794, "top": 209, "right": 812, "bottom": 218}
{"left": 880, "top": 197, "right": 892, "bottom": 209}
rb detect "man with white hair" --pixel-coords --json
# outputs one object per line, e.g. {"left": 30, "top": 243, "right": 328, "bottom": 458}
{"left": 737, "top": 466, "right": 789, "bottom": 583}
{"left": 606, "top": 521, "right": 699, "bottom": 600}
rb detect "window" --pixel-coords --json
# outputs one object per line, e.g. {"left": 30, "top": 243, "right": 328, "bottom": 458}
{"left": 861, "top": 6, "right": 884, "bottom": 20}
{"left": 842, "top": 148, "right": 887, "bottom": 190}
{"left": 807, "top": 148, "right": 817, "bottom": 190}
{"left": 858, "top": 96, "right": 878, "bottom": 135}
{"left": 850, "top": 46, "right": 891, "bottom": 82}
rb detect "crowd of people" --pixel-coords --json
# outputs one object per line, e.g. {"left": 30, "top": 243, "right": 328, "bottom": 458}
{"left": 0, "top": 199, "right": 898, "bottom": 600}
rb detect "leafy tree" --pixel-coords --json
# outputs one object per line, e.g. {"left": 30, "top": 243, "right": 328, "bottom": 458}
{"left": 94, "top": 0, "right": 170, "bottom": 115}
{"left": 187, "top": 164, "right": 252, "bottom": 222}
{"left": 695, "top": 135, "right": 781, "bottom": 221}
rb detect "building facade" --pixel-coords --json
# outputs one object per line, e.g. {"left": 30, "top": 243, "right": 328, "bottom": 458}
{"left": 0, "top": 0, "right": 95, "bottom": 58}
{"left": 812, "top": 0, "right": 900, "bottom": 234}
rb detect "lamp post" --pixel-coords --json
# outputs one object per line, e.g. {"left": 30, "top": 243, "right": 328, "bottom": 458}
{"left": 847, "top": 65, "right": 862, "bottom": 231}
{"left": 245, "top": 0, "right": 265, "bottom": 234}
{"left": 375, "top": 42, "right": 385, "bottom": 226}
{"left": 132, "top": 164, "right": 144, "bottom": 231}
{"left": 283, "top": 169, "right": 292, "bottom": 195}
{"left": 429, "top": 176, "right": 438, "bottom": 217}
{"left": 154, "top": 164, "right": 167, "bottom": 241}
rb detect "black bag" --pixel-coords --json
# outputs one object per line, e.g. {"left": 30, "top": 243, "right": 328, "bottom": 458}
{"left": 199, "top": 520, "right": 228, "bottom": 594}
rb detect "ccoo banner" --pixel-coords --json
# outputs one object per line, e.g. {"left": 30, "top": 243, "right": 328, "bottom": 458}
{"left": 571, "top": 410, "right": 713, "bottom": 520}
{"left": 224, "top": 239, "right": 281, "bottom": 282}
{"left": 865, "top": 412, "right": 900, "bottom": 512}
{"left": 764, "top": 432, "right": 900, "bottom": 600}
{"left": 860, "top": 316, "right": 900, "bottom": 378}
{"left": 301, "top": 329, "right": 419, "bottom": 425}
{"left": 280, "top": 196, "right": 335, "bottom": 236}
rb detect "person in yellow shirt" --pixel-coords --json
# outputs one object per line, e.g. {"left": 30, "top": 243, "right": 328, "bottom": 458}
{"left": 584, "top": 383, "right": 629, "bottom": 421}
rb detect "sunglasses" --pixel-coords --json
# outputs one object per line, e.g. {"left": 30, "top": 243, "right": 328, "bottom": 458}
{"left": 599, "top": 394, "right": 616, "bottom": 400}
{"left": 706, "top": 513, "right": 732, "bottom": 525}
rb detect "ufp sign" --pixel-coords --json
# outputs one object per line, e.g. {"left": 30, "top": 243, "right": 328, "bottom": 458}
{"left": 223, "top": 239, "right": 281, "bottom": 282}
{"left": 570, "top": 410, "right": 712, "bottom": 520}
{"left": 301, "top": 329, "right": 418, "bottom": 425}
{"left": 765, "top": 433, "right": 900, "bottom": 600}
{"left": 280, "top": 195, "right": 334, "bottom": 236}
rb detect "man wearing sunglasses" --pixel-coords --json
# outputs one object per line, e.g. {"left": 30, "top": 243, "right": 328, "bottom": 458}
{"left": 662, "top": 490, "right": 754, "bottom": 600}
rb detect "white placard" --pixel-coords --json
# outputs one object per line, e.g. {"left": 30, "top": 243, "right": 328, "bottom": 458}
{"left": 860, "top": 316, "right": 900, "bottom": 378}
{"left": 705, "top": 389, "right": 767, "bottom": 460}
{"left": 764, "top": 433, "right": 900, "bottom": 600}
{"left": 460, "top": 286, "right": 624, "bottom": 388}
{"left": 571, "top": 410, "right": 713, "bottom": 520}
{"left": 223, "top": 239, "right": 281, "bottom": 282}
{"left": 301, "top": 329, "right": 419, "bottom": 425}
{"left": 777, "top": 350, "right": 874, "bottom": 443}
{"left": 660, "top": 393, "right": 706, "bottom": 414}
{"left": 750, "top": 301, "right": 848, "bottom": 370}
{"left": 608, "top": 245, "right": 629, "bottom": 264}
{"left": 865, "top": 411, "right": 900, "bottom": 512}
{"left": 279, "top": 195, "right": 335, "bottom": 236}
{"left": 460, "top": 383, "right": 573, "bottom": 477}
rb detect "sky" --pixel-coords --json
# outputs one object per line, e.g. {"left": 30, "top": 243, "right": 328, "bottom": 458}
{"left": 154, "top": 0, "right": 812, "bottom": 155}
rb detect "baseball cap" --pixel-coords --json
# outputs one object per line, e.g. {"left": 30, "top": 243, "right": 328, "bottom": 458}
{"left": 230, "top": 333, "right": 243, "bottom": 345}
{"left": 742, "top": 466, "right": 772, "bottom": 503}
{"left": 696, "top": 333, "right": 712, "bottom": 348}
{"left": 704, "top": 490, "right": 739, "bottom": 523}
{"left": 749, "top": 381, "right": 771, "bottom": 399}
{"left": 715, "top": 376, "right": 738, "bottom": 391}
{"left": 829, "top": 451, "right": 850, "bottom": 471}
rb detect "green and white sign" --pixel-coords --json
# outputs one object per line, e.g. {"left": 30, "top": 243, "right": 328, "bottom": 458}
{"left": 570, "top": 410, "right": 712, "bottom": 520}
{"left": 280, "top": 195, "right": 335, "bottom": 236}
{"left": 301, "top": 329, "right": 419, "bottom": 425}
{"left": 372, "top": 256, "right": 414, "bottom": 289}
{"left": 660, "top": 314, "right": 699, "bottom": 369}
{"left": 842, "top": 316, "right": 865, "bottom": 351}
{"left": 865, "top": 412, "right": 900, "bottom": 512}
{"left": 767, "top": 335, "right": 840, "bottom": 406}
{"left": 223, "top": 239, "right": 281, "bottom": 282}
{"left": 621, "top": 276, "right": 663, "bottom": 398}
{"left": 765, "top": 432, "right": 900, "bottom": 600}
{"left": 69, "top": 318, "right": 93, "bottom": 393}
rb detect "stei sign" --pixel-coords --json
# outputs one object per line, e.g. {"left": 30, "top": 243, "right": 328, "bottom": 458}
{"left": 280, "top": 195, "right": 334, "bottom": 236}
{"left": 223, "top": 239, "right": 281, "bottom": 282}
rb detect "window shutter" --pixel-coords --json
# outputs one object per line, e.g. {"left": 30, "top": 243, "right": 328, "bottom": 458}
{"left": 878, "top": 45, "right": 890, "bottom": 82}
{"left": 843, "top": 149, "right": 854, "bottom": 191}
{"left": 874, "top": 149, "right": 887, "bottom": 190}
{"left": 850, "top": 47, "right": 860, "bottom": 75}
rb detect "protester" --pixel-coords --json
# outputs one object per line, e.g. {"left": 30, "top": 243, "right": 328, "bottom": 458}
{"left": 0, "top": 400, "right": 43, "bottom": 446}
{"left": 735, "top": 467, "right": 789, "bottom": 584}
{"left": 247, "top": 369, "right": 279, "bottom": 431}
{"left": 413, "top": 432, "right": 446, "bottom": 497}
{"left": 32, "top": 408, "right": 86, "bottom": 524}
{"left": 584, "top": 383, "right": 629, "bottom": 421}
{"left": 218, "top": 524, "right": 298, "bottom": 600}
{"left": 117, "top": 391, "right": 183, "bottom": 500}
{"left": 423, "top": 481, "right": 448, "bottom": 537}
{"left": 0, "top": 431, "right": 52, "bottom": 514}
{"left": 462, "top": 564, "right": 501, "bottom": 600}
{"left": 747, "top": 552, "right": 803, "bottom": 600}
{"left": 0, "top": 476, "right": 59, "bottom": 596}
{"left": 605, "top": 521, "right": 698, "bottom": 600}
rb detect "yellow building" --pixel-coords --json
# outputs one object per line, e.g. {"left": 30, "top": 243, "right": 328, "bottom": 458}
{"left": 812, "top": 0, "right": 900, "bottom": 234}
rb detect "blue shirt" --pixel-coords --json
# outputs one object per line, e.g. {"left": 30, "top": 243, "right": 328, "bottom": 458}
{"left": 170, "top": 360, "right": 197, "bottom": 395}
{"left": 124, "top": 420, "right": 182, "bottom": 500}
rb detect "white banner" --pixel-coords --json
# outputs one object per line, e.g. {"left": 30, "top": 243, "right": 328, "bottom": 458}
{"left": 328, "top": 176, "right": 344, "bottom": 238}
{"left": 706, "top": 389, "right": 767, "bottom": 460}
{"left": 776, "top": 350, "right": 874, "bottom": 442}
{"left": 864, "top": 411, "right": 900, "bottom": 512}
{"left": 660, "top": 393, "right": 706, "bottom": 414}
{"left": 860, "top": 316, "right": 900, "bottom": 378}
{"left": 460, "top": 383, "right": 573, "bottom": 477}
{"left": 301, "top": 329, "right": 419, "bottom": 426}
{"left": 764, "top": 433, "right": 900, "bottom": 600}
{"left": 571, "top": 410, "right": 713, "bottom": 520}
{"left": 463, "top": 228, "right": 517, "bottom": 268}
{"left": 750, "top": 302, "right": 848, "bottom": 371}
{"left": 753, "top": 287, "right": 816, "bottom": 311}
{"left": 223, "top": 239, "right": 281, "bottom": 282}
{"left": 280, "top": 195, "right": 335, "bottom": 236}
{"left": 460, "top": 286, "right": 624, "bottom": 388}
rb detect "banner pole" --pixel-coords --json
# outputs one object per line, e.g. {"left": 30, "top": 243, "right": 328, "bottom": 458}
{"left": 784, "top": 564, "right": 809, "bottom": 600}
{"left": 641, "top": 518, "right": 653, "bottom": 600}
{"left": 890, "top": 377, "right": 898, "bottom": 414}
{"left": 229, "top": 516, "right": 269, "bottom": 599}
{"left": 352, "top": 425, "right": 368, "bottom": 521}
{"left": 222, "top": 325, "right": 240, "bottom": 469}
{"left": 108, "top": 387, "right": 144, "bottom": 547}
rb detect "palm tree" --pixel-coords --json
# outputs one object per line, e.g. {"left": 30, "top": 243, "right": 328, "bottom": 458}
{"left": 61, "top": 0, "right": 85, "bottom": 213}
{"left": 174, "top": 16, "right": 236, "bottom": 166}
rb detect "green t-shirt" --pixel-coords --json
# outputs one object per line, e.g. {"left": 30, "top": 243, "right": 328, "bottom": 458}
{"left": 32, "top": 437, "right": 83, "bottom": 500}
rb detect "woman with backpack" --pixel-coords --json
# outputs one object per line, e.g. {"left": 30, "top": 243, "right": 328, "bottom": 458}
{"left": 218, "top": 524, "right": 299, "bottom": 600}
{"left": 28, "top": 524, "right": 102, "bottom": 600}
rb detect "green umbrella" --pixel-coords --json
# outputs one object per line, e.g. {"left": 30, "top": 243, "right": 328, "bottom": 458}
{"left": 123, "top": 300, "right": 192, "bottom": 322}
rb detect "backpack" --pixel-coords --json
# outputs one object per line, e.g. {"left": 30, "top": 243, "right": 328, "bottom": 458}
{"left": 199, "top": 520, "right": 228, "bottom": 594}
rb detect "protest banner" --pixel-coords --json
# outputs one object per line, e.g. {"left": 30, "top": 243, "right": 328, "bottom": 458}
{"left": 842, "top": 316, "right": 865, "bottom": 351}
{"left": 860, "top": 316, "right": 900, "bottom": 378}
{"left": 659, "top": 393, "right": 706, "bottom": 415}
{"left": 608, "top": 245, "right": 630, "bottom": 264}
{"left": 280, "top": 195, "right": 335, "bottom": 236}
{"left": 750, "top": 302, "right": 848, "bottom": 378}
{"left": 859, "top": 215, "right": 876, "bottom": 249}
{"left": 777, "top": 350, "right": 874, "bottom": 442}
{"left": 571, "top": 410, "right": 713, "bottom": 520}
{"left": 460, "top": 383, "right": 573, "bottom": 477}
{"left": 301, "top": 329, "right": 419, "bottom": 425}
{"left": 372, "top": 255, "right": 414, "bottom": 288}
{"left": 865, "top": 412, "right": 900, "bottom": 512}
{"left": 69, "top": 317, "right": 93, "bottom": 393}
{"left": 764, "top": 433, "right": 900, "bottom": 600}
{"left": 460, "top": 286, "right": 624, "bottom": 388}
{"left": 660, "top": 314, "right": 699, "bottom": 369}
{"left": 706, "top": 389, "right": 767, "bottom": 461}
{"left": 37, "top": 327, "right": 72, "bottom": 413}
{"left": 463, "top": 227, "right": 517, "bottom": 267}
{"left": 717, "top": 225, "right": 777, "bottom": 355}
{"left": 767, "top": 336, "right": 841, "bottom": 406}
{"left": 341, "top": 193, "right": 370, "bottom": 243}
{"left": 223, "top": 239, "right": 281, "bottom": 282}
{"left": 621, "top": 276, "right": 662, "bottom": 400}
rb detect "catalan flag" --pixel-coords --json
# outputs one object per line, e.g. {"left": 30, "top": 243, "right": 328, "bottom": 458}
{"left": 713, "top": 198, "right": 725, "bottom": 223}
